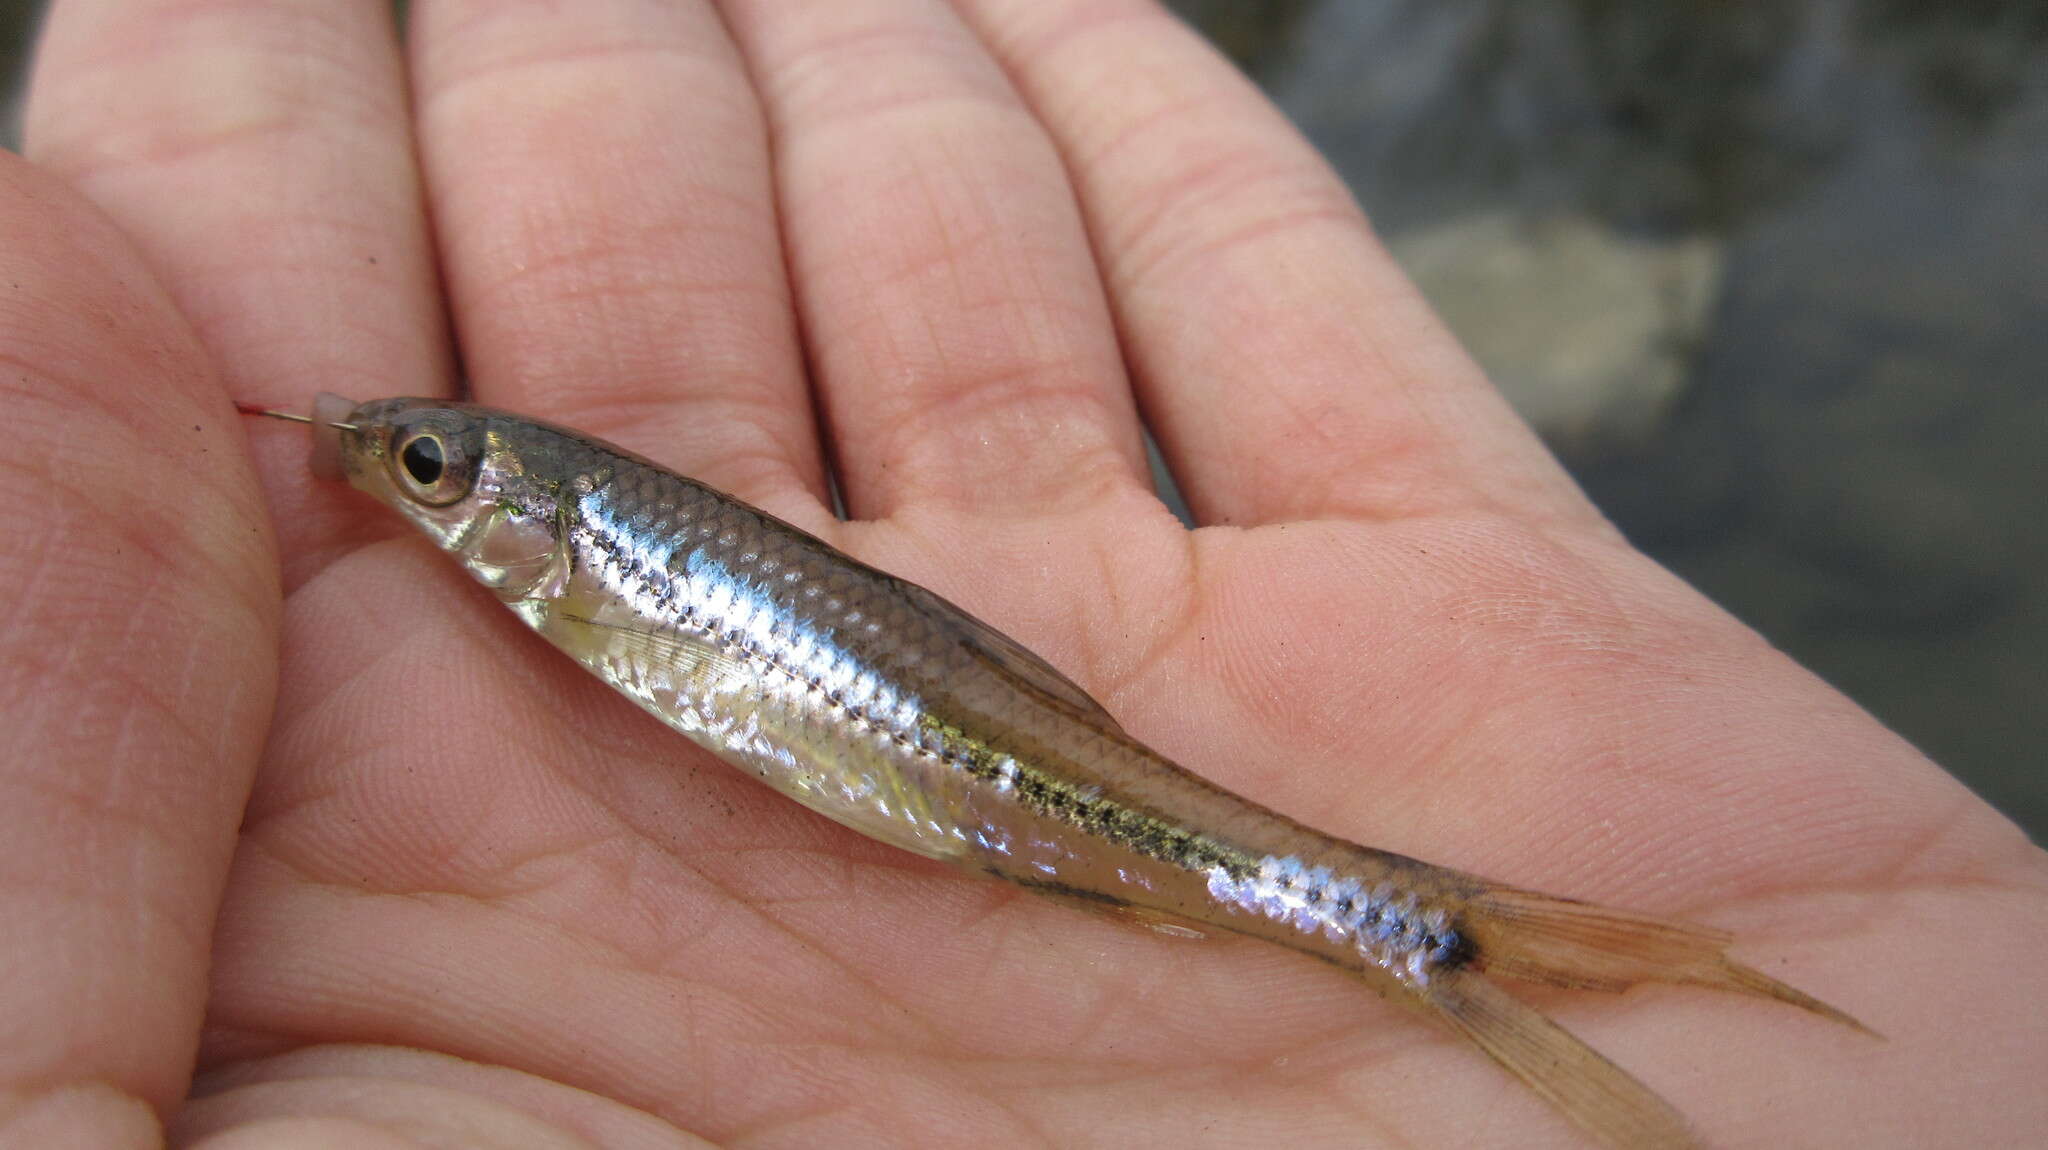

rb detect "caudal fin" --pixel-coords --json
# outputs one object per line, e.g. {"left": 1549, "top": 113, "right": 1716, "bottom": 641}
{"left": 1405, "top": 886, "right": 1869, "bottom": 1148}
{"left": 1459, "top": 886, "right": 1874, "bottom": 1035}
{"left": 1427, "top": 972, "right": 1698, "bottom": 1149}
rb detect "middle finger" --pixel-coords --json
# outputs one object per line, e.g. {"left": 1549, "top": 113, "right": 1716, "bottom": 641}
{"left": 719, "top": 0, "right": 1151, "bottom": 520}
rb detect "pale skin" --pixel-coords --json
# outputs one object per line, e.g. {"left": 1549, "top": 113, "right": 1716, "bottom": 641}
{"left": 1, "top": 0, "right": 2043, "bottom": 1146}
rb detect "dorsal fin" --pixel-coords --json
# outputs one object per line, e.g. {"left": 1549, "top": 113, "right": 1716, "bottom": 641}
{"left": 888, "top": 577, "right": 1125, "bottom": 733}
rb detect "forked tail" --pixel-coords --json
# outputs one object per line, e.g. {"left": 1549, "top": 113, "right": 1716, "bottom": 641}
{"left": 1410, "top": 884, "right": 1870, "bottom": 1148}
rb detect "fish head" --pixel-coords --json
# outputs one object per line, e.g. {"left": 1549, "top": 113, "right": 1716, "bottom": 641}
{"left": 334, "top": 397, "right": 576, "bottom": 596}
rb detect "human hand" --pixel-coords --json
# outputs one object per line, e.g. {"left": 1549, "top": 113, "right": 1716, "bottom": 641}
{"left": 7, "top": 1, "right": 2045, "bottom": 1146}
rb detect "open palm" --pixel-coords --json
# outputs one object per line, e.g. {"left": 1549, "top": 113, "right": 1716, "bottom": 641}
{"left": 6, "top": 1, "right": 2044, "bottom": 1147}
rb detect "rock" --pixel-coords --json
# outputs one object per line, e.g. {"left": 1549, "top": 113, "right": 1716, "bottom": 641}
{"left": 1386, "top": 209, "right": 1724, "bottom": 455}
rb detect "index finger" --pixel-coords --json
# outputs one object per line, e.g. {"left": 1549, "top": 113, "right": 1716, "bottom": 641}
{"left": 26, "top": 0, "right": 450, "bottom": 576}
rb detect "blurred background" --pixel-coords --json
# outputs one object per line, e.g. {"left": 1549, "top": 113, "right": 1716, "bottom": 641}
{"left": 2, "top": 0, "right": 2041, "bottom": 840}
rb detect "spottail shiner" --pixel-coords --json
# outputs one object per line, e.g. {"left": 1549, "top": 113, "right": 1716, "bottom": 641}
{"left": 242, "top": 393, "right": 1870, "bottom": 1148}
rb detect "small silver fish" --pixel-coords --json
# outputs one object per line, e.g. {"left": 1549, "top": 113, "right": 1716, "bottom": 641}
{"left": 247, "top": 394, "right": 1866, "bottom": 1148}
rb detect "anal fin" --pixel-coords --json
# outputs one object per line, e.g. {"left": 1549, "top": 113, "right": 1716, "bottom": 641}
{"left": 1006, "top": 876, "right": 1212, "bottom": 940}
{"left": 1115, "top": 903, "right": 1210, "bottom": 940}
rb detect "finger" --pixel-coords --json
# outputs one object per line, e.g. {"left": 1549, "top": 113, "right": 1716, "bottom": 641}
{"left": 26, "top": 0, "right": 452, "bottom": 571}
{"left": 955, "top": 0, "right": 1602, "bottom": 528}
{"left": 717, "top": 0, "right": 1151, "bottom": 520}
{"left": 180, "top": 1047, "right": 717, "bottom": 1150}
{"left": 408, "top": 0, "right": 829, "bottom": 515}
{"left": 0, "top": 156, "right": 276, "bottom": 1149}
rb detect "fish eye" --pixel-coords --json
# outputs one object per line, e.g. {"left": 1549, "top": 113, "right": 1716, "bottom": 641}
{"left": 391, "top": 428, "right": 474, "bottom": 506}
{"left": 401, "top": 434, "right": 444, "bottom": 486}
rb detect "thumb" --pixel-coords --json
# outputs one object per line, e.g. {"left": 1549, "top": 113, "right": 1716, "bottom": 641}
{"left": 0, "top": 153, "right": 277, "bottom": 1145}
